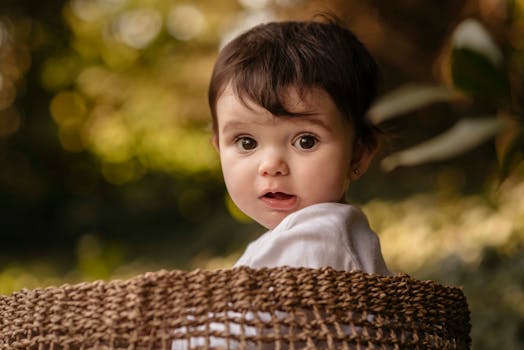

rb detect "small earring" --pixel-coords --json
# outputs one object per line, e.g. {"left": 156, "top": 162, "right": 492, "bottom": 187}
{"left": 352, "top": 168, "right": 360, "bottom": 177}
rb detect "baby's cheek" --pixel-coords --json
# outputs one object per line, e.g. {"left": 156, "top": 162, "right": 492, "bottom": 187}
{"left": 222, "top": 162, "right": 252, "bottom": 204}
{"left": 308, "top": 160, "right": 348, "bottom": 199}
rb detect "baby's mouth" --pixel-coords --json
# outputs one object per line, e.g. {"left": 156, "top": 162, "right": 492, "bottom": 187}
{"left": 260, "top": 192, "right": 297, "bottom": 210}
{"left": 263, "top": 192, "right": 294, "bottom": 200}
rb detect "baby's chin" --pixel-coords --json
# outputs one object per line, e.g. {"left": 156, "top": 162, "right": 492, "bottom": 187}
{"left": 256, "top": 205, "right": 308, "bottom": 230}
{"left": 257, "top": 212, "right": 292, "bottom": 230}
{"left": 258, "top": 218, "right": 283, "bottom": 230}
{"left": 257, "top": 200, "right": 347, "bottom": 229}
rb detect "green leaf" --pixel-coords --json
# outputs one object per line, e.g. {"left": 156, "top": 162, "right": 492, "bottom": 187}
{"left": 451, "top": 48, "right": 509, "bottom": 103}
{"left": 450, "top": 19, "right": 509, "bottom": 104}
{"left": 452, "top": 18, "right": 503, "bottom": 65}
{"left": 368, "top": 84, "right": 467, "bottom": 124}
{"left": 381, "top": 117, "right": 504, "bottom": 171}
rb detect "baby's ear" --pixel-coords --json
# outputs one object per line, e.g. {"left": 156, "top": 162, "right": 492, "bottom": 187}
{"left": 349, "top": 141, "right": 378, "bottom": 180}
{"left": 211, "top": 134, "right": 219, "bottom": 152}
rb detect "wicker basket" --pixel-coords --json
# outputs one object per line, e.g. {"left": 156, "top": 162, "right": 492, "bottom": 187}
{"left": 0, "top": 266, "right": 470, "bottom": 349}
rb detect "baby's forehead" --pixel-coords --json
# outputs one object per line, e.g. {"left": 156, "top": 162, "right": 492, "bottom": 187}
{"left": 216, "top": 84, "right": 351, "bottom": 132}
{"left": 225, "top": 83, "right": 339, "bottom": 115}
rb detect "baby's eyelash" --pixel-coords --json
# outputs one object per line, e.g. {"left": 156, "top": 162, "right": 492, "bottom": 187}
{"left": 293, "top": 132, "right": 320, "bottom": 142}
{"left": 232, "top": 134, "right": 252, "bottom": 143}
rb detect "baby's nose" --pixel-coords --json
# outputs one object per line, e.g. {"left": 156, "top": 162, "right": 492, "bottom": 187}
{"left": 258, "top": 151, "right": 289, "bottom": 176}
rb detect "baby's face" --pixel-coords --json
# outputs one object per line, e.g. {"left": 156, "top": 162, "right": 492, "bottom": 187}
{"left": 214, "top": 85, "right": 360, "bottom": 229}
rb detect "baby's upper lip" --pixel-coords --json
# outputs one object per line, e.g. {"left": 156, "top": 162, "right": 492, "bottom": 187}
{"left": 263, "top": 192, "right": 294, "bottom": 199}
{"left": 259, "top": 186, "right": 290, "bottom": 197}
{"left": 259, "top": 189, "right": 298, "bottom": 211}
{"left": 259, "top": 188, "right": 293, "bottom": 198}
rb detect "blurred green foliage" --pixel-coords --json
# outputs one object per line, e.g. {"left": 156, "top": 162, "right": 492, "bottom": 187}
{"left": 0, "top": 0, "right": 523, "bottom": 348}
{"left": 370, "top": 14, "right": 524, "bottom": 175}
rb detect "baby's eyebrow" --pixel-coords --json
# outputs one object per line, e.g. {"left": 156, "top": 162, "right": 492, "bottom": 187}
{"left": 220, "top": 120, "right": 255, "bottom": 134}
{"left": 290, "top": 115, "right": 332, "bottom": 131}
{"left": 220, "top": 115, "right": 332, "bottom": 134}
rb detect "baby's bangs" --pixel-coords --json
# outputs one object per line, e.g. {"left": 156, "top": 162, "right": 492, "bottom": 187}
{"left": 229, "top": 43, "right": 313, "bottom": 117}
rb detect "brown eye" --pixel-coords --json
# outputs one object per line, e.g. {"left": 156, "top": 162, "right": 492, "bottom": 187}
{"left": 236, "top": 137, "right": 257, "bottom": 151}
{"left": 294, "top": 135, "right": 317, "bottom": 150}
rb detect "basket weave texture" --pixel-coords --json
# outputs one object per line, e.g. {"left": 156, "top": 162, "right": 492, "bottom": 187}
{"left": 0, "top": 266, "right": 470, "bottom": 349}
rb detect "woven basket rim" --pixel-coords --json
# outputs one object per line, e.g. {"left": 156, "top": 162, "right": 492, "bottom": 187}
{"left": 0, "top": 266, "right": 471, "bottom": 350}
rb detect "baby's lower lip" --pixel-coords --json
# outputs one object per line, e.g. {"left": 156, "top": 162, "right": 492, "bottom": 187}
{"left": 260, "top": 192, "right": 297, "bottom": 210}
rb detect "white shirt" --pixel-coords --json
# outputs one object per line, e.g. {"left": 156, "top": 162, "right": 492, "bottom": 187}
{"left": 234, "top": 202, "right": 391, "bottom": 275}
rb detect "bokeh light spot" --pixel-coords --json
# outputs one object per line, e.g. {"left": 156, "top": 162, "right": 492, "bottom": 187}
{"left": 70, "top": 0, "right": 104, "bottom": 22}
{"left": 237, "top": 0, "right": 271, "bottom": 9}
{"left": 71, "top": 0, "right": 126, "bottom": 21}
{"left": 220, "top": 10, "right": 275, "bottom": 48}
{"left": 111, "top": 8, "right": 162, "bottom": 49}
{"left": 86, "top": 112, "right": 133, "bottom": 163}
{"left": 41, "top": 56, "right": 81, "bottom": 91}
{"left": 167, "top": 5, "right": 207, "bottom": 41}
{"left": 50, "top": 91, "right": 87, "bottom": 128}
{"left": 138, "top": 128, "right": 218, "bottom": 175}
{"left": 274, "top": 0, "right": 302, "bottom": 6}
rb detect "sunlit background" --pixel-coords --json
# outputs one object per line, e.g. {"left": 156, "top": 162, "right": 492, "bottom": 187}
{"left": 1, "top": 0, "right": 523, "bottom": 348}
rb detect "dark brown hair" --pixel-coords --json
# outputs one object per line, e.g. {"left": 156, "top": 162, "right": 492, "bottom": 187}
{"left": 208, "top": 18, "right": 381, "bottom": 149}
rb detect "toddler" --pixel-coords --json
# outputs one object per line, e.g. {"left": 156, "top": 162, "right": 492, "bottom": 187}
{"left": 209, "top": 18, "right": 391, "bottom": 275}
{"left": 172, "top": 17, "right": 391, "bottom": 349}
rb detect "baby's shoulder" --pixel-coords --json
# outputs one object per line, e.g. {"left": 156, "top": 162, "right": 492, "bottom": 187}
{"left": 281, "top": 202, "right": 367, "bottom": 231}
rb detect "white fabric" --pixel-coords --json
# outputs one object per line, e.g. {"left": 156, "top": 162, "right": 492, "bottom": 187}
{"left": 234, "top": 202, "right": 391, "bottom": 275}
